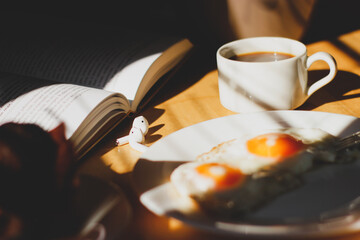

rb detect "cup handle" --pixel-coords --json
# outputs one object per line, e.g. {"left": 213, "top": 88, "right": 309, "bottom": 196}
{"left": 306, "top": 52, "right": 337, "bottom": 96}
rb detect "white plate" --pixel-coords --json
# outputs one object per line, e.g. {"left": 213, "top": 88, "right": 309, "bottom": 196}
{"left": 133, "top": 110, "right": 360, "bottom": 238}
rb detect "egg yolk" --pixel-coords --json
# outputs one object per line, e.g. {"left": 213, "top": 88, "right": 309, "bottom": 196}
{"left": 196, "top": 163, "right": 245, "bottom": 191}
{"left": 246, "top": 133, "right": 305, "bottom": 161}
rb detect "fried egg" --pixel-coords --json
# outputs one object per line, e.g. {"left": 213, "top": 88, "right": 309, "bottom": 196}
{"left": 196, "top": 128, "right": 336, "bottom": 175}
{"left": 170, "top": 160, "right": 301, "bottom": 216}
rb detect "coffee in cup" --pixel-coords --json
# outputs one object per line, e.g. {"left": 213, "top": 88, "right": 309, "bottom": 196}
{"left": 216, "top": 37, "right": 337, "bottom": 113}
{"left": 229, "top": 51, "right": 295, "bottom": 62}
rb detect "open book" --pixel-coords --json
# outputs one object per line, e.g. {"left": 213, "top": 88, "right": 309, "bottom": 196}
{"left": 0, "top": 12, "right": 193, "bottom": 159}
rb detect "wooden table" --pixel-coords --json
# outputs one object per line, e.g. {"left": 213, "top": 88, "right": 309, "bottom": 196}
{"left": 77, "top": 29, "right": 360, "bottom": 240}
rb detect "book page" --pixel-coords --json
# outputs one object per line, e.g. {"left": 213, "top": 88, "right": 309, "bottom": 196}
{"left": 0, "top": 73, "right": 129, "bottom": 139}
{"left": 103, "top": 53, "right": 161, "bottom": 103}
{"left": 131, "top": 38, "right": 193, "bottom": 111}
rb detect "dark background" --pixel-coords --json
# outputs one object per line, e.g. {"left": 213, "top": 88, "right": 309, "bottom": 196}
{"left": 2, "top": 0, "right": 359, "bottom": 46}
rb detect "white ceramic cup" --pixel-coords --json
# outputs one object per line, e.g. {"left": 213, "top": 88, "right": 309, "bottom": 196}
{"left": 217, "top": 37, "right": 337, "bottom": 113}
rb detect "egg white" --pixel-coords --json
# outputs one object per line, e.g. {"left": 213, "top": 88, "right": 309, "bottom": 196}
{"left": 170, "top": 161, "right": 217, "bottom": 198}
